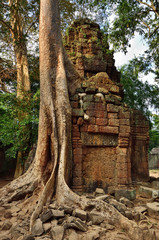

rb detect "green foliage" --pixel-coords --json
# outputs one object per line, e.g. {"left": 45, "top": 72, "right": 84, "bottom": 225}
{"left": 77, "top": 0, "right": 159, "bottom": 80}
{"left": 120, "top": 59, "right": 159, "bottom": 150}
{"left": 0, "top": 91, "right": 40, "bottom": 160}
{"left": 149, "top": 115, "right": 159, "bottom": 150}
{"left": 120, "top": 58, "right": 159, "bottom": 118}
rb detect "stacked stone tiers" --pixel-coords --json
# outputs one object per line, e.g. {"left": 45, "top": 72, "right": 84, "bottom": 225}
{"left": 70, "top": 72, "right": 149, "bottom": 192}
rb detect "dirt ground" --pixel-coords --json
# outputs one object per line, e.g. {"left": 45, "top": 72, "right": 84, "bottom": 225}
{"left": 0, "top": 170, "right": 159, "bottom": 189}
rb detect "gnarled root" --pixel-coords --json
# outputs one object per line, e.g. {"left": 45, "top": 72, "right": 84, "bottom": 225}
{"left": 0, "top": 160, "right": 39, "bottom": 205}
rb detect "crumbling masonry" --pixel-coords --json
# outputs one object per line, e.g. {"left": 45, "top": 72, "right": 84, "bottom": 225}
{"left": 64, "top": 19, "right": 149, "bottom": 193}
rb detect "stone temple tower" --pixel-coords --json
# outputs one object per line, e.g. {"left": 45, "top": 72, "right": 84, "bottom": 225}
{"left": 64, "top": 19, "right": 149, "bottom": 193}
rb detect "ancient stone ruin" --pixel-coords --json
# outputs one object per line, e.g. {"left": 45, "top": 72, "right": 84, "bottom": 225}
{"left": 64, "top": 19, "right": 149, "bottom": 193}
{"left": 149, "top": 147, "right": 159, "bottom": 169}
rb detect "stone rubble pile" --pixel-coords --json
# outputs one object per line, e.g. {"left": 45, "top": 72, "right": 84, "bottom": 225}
{"left": 0, "top": 186, "right": 159, "bottom": 240}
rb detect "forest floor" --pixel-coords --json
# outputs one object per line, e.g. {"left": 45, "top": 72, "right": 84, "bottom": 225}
{"left": 0, "top": 170, "right": 158, "bottom": 189}
{"left": 0, "top": 170, "right": 159, "bottom": 240}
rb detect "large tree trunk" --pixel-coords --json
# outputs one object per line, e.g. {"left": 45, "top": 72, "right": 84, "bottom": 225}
{"left": 9, "top": 0, "right": 31, "bottom": 178}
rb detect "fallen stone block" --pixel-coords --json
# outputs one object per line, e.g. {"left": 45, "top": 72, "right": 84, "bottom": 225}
{"left": 134, "top": 206, "right": 147, "bottom": 214}
{"left": 95, "top": 188, "right": 105, "bottom": 195}
{"left": 32, "top": 218, "right": 44, "bottom": 236}
{"left": 119, "top": 197, "right": 134, "bottom": 208}
{"left": 66, "top": 217, "right": 87, "bottom": 232}
{"left": 124, "top": 210, "right": 133, "bottom": 220}
{"left": 146, "top": 202, "right": 159, "bottom": 220}
{"left": 139, "top": 186, "right": 157, "bottom": 198}
{"left": 88, "top": 212, "right": 105, "bottom": 225}
{"left": 63, "top": 206, "right": 73, "bottom": 215}
{"left": 43, "top": 222, "right": 51, "bottom": 233}
{"left": 115, "top": 189, "right": 136, "bottom": 201}
{"left": 109, "top": 199, "right": 127, "bottom": 215}
{"left": 51, "top": 209, "right": 65, "bottom": 219}
{"left": 73, "top": 209, "right": 87, "bottom": 221}
{"left": 50, "top": 226, "right": 64, "bottom": 240}
{"left": 40, "top": 209, "right": 53, "bottom": 223}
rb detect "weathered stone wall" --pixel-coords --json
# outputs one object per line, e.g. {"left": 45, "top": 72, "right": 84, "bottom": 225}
{"left": 64, "top": 19, "right": 120, "bottom": 83}
{"left": 70, "top": 72, "right": 149, "bottom": 192}
{"left": 64, "top": 19, "right": 149, "bottom": 192}
{"left": 130, "top": 111, "right": 149, "bottom": 181}
{"left": 149, "top": 148, "right": 159, "bottom": 169}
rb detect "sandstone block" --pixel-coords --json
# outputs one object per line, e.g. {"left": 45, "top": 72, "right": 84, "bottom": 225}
{"left": 107, "top": 104, "right": 119, "bottom": 113}
{"left": 80, "top": 125, "right": 88, "bottom": 132}
{"left": 109, "top": 199, "right": 127, "bottom": 215}
{"left": 108, "top": 118, "right": 119, "bottom": 126}
{"left": 97, "top": 87, "right": 109, "bottom": 94}
{"left": 51, "top": 209, "right": 65, "bottom": 219}
{"left": 89, "top": 117, "right": 96, "bottom": 124}
{"left": 99, "top": 126, "right": 118, "bottom": 134}
{"left": 110, "top": 85, "right": 119, "bottom": 93}
{"left": 105, "top": 95, "right": 115, "bottom": 103}
{"left": 107, "top": 113, "right": 118, "bottom": 119}
{"left": 71, "top": 101, "right": 79, "bottom": 108}
{"left": 70, "top": 94, "right": 79, "bottom": 101}
{"left": 72, "top": 108, "right": 84, "bottom": 117}
{"left": 115, "top": 189, "right": 136, "bottom": 201}
{"left": 43, "top": 223, "right": 51, "bottom": 233}
{"left": 88, "top": 212, "right": 105, "bottom": 225}
{"left": 50, "top": 226, "right": 64, "bottom": 240}
{"left": 119, "top": 119, "right": 130, "bottom": 125}
{"left": 119, "top": 126, "right": 130, "bottom": 133}
{"left": 124, "top": 210, "right": 133, "bottom": 220}
{"left": 95, "top": 188, "right": 105, "bottom": 195}
{"left": 88, "top": 125, "right": 99, "bottom": 133}
{"left": 72, "top": 131, "right": 80, "bottom": 138}
{"left": 138, "top": 186, "right": 156, "bottom": 198}
{"left": 119, "top": 110, "right": 130, "bottom": 119}
{"left": 95, "top": 110, "right": 106, "bottom": 118}
{"left": 73, "top": 209, "right": 87, "bottom": 221}
{"left": 96, "top": 118, "right": 107, "bottom": 126}
{"left": 83, "top": 94, "right": 94, "bottom": 102}
{"left": 85, "top": 87, "right": 96, "bottom": 93}
{"left": 40, "top": 210, "right": 53, "bottom": 223}
{"left": 77, "top": 117, "right": 84, "bottom": 125}
{"left": 63, "top": 206, "right": 73, "bottom": 215}
{"left": 67, "top": 217, "right": 87, "bottom": 232}
{"left": 72, "top": 124, "right": 79, "bottom": 132}
{"left": 76, "top": 88, "right": 85, "bottom": 93}
{"left": 147, "top": 202, "right": 159, "bottom": 220}
{"left": 119, "top": 197, "right": 134, "bottom": 208}
{"left": 134, "top": 206, "right": 147, "bottom": 214}
{"left": 94, "top": 95, "right": 103, "bottom": 102}
{"left": 95, "top": 102, "right": 105, "bottom": 111}
{"left": 32, "top": 219, "right": 44, "bottom": 236}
